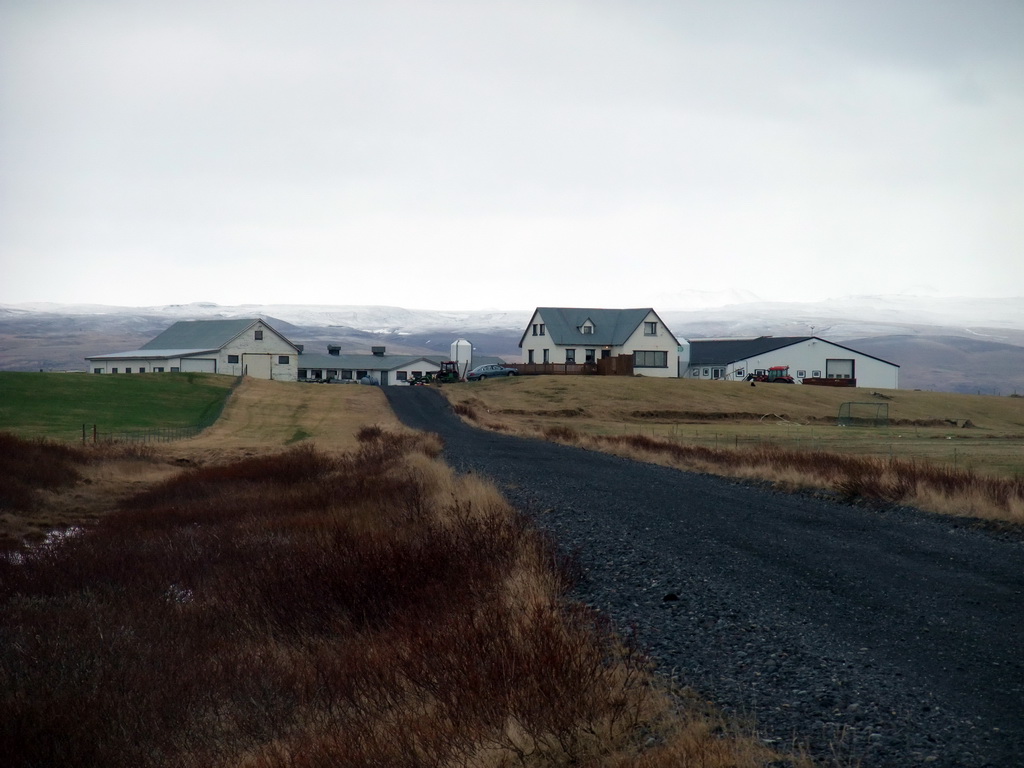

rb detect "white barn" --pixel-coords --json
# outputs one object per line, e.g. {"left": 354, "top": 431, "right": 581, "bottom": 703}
{"left": 683, "top": 336, "right": 899, "bottom": 389}
{"left": 86, "top": 318, "right": 300, "bottom": 381}
{"left": 520, "top": 307, "right": 681, "bottom": 378}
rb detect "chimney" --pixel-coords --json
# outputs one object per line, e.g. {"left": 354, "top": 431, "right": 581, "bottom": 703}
{"left": 328, "top": 345, "right": 341, "bottom": 356}
{"left": 371, "top": 346, "right": 386, "bottom": 357}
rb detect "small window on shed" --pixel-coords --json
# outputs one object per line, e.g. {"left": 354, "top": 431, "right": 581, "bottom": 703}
{"left": 255, "top": 330, "right": 264, "bottom": 340}
{"left": 278, "top": 355, "right": 289, "bottom": 364}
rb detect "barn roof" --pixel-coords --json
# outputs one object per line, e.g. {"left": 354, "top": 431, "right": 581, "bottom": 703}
{"left": 140, "top": 318, "right": 265, "bottom": 350}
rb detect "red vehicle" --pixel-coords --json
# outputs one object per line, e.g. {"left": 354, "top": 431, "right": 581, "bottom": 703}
{"left": 746, "top": 365, "right": 795, "bottom": 383}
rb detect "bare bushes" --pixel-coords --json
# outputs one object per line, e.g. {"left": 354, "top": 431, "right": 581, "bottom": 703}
{"left": 583, "top": 432, "right": 1024, "bottom": 523}
{"left": 2, "top": 428, "right": 785, "bottom": 767}
{"left": 0, "top": 432, "right": 89, "bottom": 512}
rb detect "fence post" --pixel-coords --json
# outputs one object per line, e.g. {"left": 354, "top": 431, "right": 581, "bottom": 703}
{"left": 82, "top": 424, "right": 86, "bottom": 445}
{"left": 93, "top": 424, "right": 97, "bottom": 444}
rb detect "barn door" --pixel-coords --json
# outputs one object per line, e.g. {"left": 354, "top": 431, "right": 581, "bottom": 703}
{"left": 826, "top": 359, "right": 854, "bottom": 379}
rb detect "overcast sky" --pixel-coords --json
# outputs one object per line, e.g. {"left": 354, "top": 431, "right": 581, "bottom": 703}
{"left": 2, "top": 0, "right": 1022, "bottom": 310}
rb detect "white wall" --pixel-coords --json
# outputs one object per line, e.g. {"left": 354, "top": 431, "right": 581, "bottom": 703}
{"left": 218, "top": 321, "right": 298, "bottom": 381}
{"left": 618, "top": 310, "right": 679, "bottom": 379}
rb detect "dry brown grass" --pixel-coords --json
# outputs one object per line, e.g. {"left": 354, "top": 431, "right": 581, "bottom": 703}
{"left": 442, "top": 377, "right": 1024, "bottom": 524}
{"left": 0, "top": 429, "right": 803, "bottom": 768}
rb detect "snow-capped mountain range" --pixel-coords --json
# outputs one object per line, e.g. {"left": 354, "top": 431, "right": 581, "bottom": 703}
{"left": 2, "top": 294, "right": 1023, "bottom": 394}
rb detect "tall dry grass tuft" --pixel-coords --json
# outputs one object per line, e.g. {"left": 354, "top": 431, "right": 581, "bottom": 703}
{"left": 1, "top": 427, "right": 795, "bottom": 767}
{"left": 572, "top": 431, "right": 1024, "bottom": 523}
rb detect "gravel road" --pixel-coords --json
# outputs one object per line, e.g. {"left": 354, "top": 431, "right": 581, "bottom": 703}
{"left": 383, "top": 386, "right": 1024, "bottom": 767}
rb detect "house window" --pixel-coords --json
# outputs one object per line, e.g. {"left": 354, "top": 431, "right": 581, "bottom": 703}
{"left": 278, "top": 355, "right": 289, "bottom": 364}
{"left": 255, "top": 330, "right": 263, "bottom": 340}
{"left": 712, "top": 367, "right": 724, "bottom": 379}
{"left": 93, "top": 368, "right": 102, "bottom": 374}
{"left": 228, "top": 354, "right": 239, "bottom": 364}
{"left": 171, "top": 367, "right": 179, "bottom": 372}
{"left": 528, "top": 350, "right": 535, "bottom": 364}
{"left": 299, "top": 369, "right": 308, "bottom": 379}
{"left": 138, "top": 367, "right": 146, "bottom": 373}
{"left": 154, "top": 367, "right": 164, "bottom": 373}
{"left": 542, "top": 349, "right": 549, "bottom": 364}
{"left": 812, "top": 370, "right": 821, "bottom": 378}
{"left": 581, "top": 325, "right": 593, "bottom": 334}
{"left": 565, "top": 349, "right": 576, "bottom": 363}
{"left": 342, "top": 370, "right": 354, "bottom": 380}
{"left": 396, "top": 371, "right": 408, "bottom": 381}
{"left": 356, "top": 370, "right": 368, "bottom": 379}
{"left": 112, "top": 368, "right": 119, "bottom": 373}
{"left": 532, "top": 324, "right": 538, "bottom": 336}
{"left": 585, "top": 349, "right": 595, "bottom": 363}
{"left": 539, "top": 324, "right": 545, "bottom": 336}
{"left": 644, "top": 321, "right": 657, "bottom": 336}
{"left": 735, "top": 368, "right": 745, "bottom": 378}
{"left": 125, "top": 367, "right": 132, "bottom": 373}
{"left": 634, "top": 350, "right": 668, "bottom": 368}
{"left": 796, "top": 370, "right": 806, "bottom": 378}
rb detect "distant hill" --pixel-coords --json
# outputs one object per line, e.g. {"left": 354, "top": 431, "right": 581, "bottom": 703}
{"left": 1, "top": 297, "right": 1022, "bottom": 395}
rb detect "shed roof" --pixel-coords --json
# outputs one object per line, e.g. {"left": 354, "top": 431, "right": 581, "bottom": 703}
{"left": 688, "top": 337, "right": 813, "bottom": 366}
{"left": 86, "top": 348, "right": 216, "bottom": 361}
{"left": 521, "top": 307, "right": 678, "bottom": 347}
{"left": 299, "top": 353, "right": 507, "bottom": 371}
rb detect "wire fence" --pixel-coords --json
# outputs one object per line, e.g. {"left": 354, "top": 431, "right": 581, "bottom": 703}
{"left": 82, "top": 376, "right": 242, "bottom": 445}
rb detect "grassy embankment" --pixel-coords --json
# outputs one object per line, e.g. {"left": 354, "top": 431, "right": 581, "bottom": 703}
{"left": 1, "top": 376, "right": 803, "bottom": 767}
{"left": 441, "top": 376, "right": 1024, "bottom": 523}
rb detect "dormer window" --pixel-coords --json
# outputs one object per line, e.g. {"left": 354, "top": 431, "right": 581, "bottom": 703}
{"left": 581, "top": 325, "right": 593, "bottom": 334}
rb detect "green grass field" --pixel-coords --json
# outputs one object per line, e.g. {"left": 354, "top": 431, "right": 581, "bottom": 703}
{"left": 0, "top": 372, "right": 237, "bottom": 441}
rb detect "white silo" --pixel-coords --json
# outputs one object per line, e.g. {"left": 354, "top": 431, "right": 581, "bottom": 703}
{"left": 450, "top": 338, "right": 473, "bottom": 379}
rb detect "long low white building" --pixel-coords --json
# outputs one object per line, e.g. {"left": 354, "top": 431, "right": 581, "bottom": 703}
{"left": 682, "top": 336, "right": 900, "bottom": 389}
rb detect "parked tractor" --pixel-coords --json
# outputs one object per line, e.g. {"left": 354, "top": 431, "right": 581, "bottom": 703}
{"left": 747, "top": 365, "right": 796, "bottom": 383}
{"left": 434, "top": 361, "right": 461, "bottom": 383}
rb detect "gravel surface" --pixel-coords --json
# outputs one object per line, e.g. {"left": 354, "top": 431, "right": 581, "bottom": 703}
{"left": 384, "top": 387, "right": 1024, "bottom": 767}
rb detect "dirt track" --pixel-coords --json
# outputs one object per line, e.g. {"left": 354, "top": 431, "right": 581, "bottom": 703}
{"left": 385, "top": 386, "right": 1024, "bottom": 768}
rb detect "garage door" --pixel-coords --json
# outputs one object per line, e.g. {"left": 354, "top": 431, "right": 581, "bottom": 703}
{"left": 181, "top": 358, "right": 216, "bottom": 373}
{"left": 243, "top": 354, "right": 272, "bottom": 379}
{"left": 826, "top": 359, "right": 855, "bottom": 379}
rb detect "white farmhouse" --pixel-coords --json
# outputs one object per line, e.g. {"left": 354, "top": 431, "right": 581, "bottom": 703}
{"left": 683, "top": 336, "right": 900, "bottom": 389}
{"left": 86, "top": 318, "right": 299, "bottom": 381}
{"left": 520, "top": 307, "right": 680, "bottom": 378}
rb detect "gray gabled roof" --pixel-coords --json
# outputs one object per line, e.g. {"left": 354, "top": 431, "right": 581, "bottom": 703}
{"left": 140, "top": 318, "right": 280, "bottom": 351}
{"left": 687, "top": 336, "right": 899, "bottom": 368}
{"left": 519, "top": 307, "right": 678, "bottom": 347}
